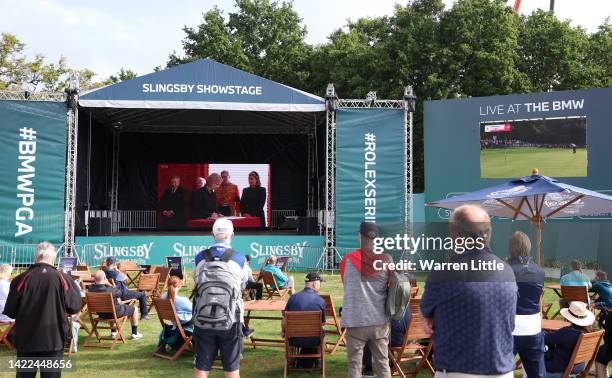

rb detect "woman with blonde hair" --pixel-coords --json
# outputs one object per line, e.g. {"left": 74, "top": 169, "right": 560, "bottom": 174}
{"left": 163, "top": 276, "right": 192, "bottom": 326}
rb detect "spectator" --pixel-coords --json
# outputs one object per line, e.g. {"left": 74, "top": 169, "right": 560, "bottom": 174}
{"left": 244, "top": 255, "right": 263, "bottom": 300}
{"left": 420, "top": 204, "right": 517, "bottom": 378}
{"left": 595, "top": 307, "right": 612, "bottom": 378}
{"left": 560, "top": 260, "right": 592, "bottom": 288}
{"left": 508, "top": 231, "right": 545, "bottom": 378}
{"left": 3, "top": 242, "right": 82, "bottom": 378}
{"left": 0, "top": 264, "right": 14, "bottom": 323}
{"left": 102, "top": 256, "right": 150, "bottom": 320}
{"left": 283, "top": 272, "right": 326, "bottom": 368}
{"left": 193, "top": 218, "right": 248, "bottom": 378}
{"left": 339, "top": 221, "right": 392, "bottom": 378}
{"left": 158, "top": 276, "right": 192, "bottom": 353}
{"left": 545, "top": 301, "right": 595, "bottom": 376}
{"left": 590, "top": 271, "right": 612, "bottom": 310}
{"left": 262, "top": 256, "right": 294, "bottom": 295}
{"left": 89, "top": 271, "right": 142, "bottom": 339}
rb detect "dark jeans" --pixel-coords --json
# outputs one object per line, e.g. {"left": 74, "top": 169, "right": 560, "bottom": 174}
{"left": 16, "top": 349, "right": 64, "bottom": 378}
{"left": 246, "top": 281, "right": 263, "bottom": 300}
{"left": 122, "top": 289, "right": 148, "bottom": 316}
{"left": 514, "top": 332, "right": 545, "bottom": 378}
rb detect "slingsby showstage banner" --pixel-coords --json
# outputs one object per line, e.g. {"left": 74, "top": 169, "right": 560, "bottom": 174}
{"left": 75, "top": 235, "right": 325, "bottom": 270}
{"left": 0, "top": 101, "right": 67, "bottom": 245}
{"left": 335, "top": 109, "right": 407, "bottom": 249}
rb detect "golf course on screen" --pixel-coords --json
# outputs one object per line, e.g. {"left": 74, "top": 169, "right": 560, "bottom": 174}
{"left": 481, "top": 147, "right": 588, "bottom": 178}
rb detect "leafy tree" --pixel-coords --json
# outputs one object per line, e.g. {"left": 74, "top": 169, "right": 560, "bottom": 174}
{"left": 585, "top": 20, "right": 612, "bottom": 88}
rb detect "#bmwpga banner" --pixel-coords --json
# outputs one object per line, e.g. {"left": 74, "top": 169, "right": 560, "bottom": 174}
{"left": 0, "top": 101, "right": 67, "bottom": 245}
{"left": 335, "top": 108, "right": 406, "bottom": 250}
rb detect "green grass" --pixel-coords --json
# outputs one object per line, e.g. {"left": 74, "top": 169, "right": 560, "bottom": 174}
{"left": 480, "top": 148, "right": 587, "bottom": 178}
{"left": 0, "top": 273, "right": 587, "bottom": 377}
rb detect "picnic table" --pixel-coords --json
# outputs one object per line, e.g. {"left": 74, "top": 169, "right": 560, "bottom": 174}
{"left": 244, "top": 299, "right": 287, "bottom": 348}
{"left": 542, "top": 318, "right": 570, "bottom": 331}
{"left": 545, "top": 284, "right": 562, "bottom": 297}
{"left": 122, "top": 267, "right": 146, "bottom": 288}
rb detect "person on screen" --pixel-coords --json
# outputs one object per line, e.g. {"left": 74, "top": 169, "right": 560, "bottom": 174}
{"left": 191, "top": 177, "right": 208, "bottom": 219}
{"left": 216, "top": 170, "right": 241, "bottom": 216}
{"left": 195, "top": 177, "right": 206, "bottom": 189}
{"left": 160, "top": 175, "right": 187, "bottom": 229}
{"left": 240, "top": 171, "right": 266, "bottom": 228}
{"left": 192, "top": 173, "right": 222, "bottom": 219}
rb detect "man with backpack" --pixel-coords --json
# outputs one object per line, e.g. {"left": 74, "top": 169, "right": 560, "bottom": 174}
{"left": 339, "top": 222, "right": 393, "bottom": 378}
{"left": 193, "top": 218, "right": 247, "bottom": 378}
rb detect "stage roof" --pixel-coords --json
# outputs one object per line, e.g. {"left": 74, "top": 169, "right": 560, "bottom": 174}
{"left": 79, "top": 59, "right": 325, "bottom": 112}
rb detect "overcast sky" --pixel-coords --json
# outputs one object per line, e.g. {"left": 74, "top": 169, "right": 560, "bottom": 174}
{"left": 1, "top": 0, "right": 610, "bottom": 78}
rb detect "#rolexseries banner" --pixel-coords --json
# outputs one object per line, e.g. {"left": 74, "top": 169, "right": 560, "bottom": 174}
{"left": 335, "top": 108, "right": 406, "bottom": 249}
{"left": 0, "top": 101, "right": 67, "bottom": 246}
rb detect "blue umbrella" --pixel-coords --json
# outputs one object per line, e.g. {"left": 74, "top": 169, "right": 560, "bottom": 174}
{"left": 426, "top": 173, "right": 612, "bottom": 264}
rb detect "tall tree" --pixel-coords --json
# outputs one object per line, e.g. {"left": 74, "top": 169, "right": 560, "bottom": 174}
{"left": 585, "top": 20, "right": 612, "bottom": 88}
{"left": 168, "top": 0, "right": 311, "bottom": 88}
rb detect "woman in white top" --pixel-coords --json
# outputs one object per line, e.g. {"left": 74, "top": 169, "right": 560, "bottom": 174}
{"left": 0, "top": 264, "right": 14, "bottom": 323}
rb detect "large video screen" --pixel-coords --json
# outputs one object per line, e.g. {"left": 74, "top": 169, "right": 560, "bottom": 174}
{"left": 480, "top": 117, "right": 587, "bottom": 178}
{"left": 157, "top": 163, "right": 271, "bottom": 227}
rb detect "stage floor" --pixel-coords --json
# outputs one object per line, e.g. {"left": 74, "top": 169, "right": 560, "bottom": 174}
{"left": 109, "top": 229, "right": 306, "bottom": 236}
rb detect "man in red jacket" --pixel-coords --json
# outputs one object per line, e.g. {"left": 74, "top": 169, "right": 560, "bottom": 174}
{"left": 3, "top": 242, "right": 82, "bottom": 378}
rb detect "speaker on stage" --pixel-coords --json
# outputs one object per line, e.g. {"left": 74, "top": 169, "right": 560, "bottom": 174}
{"left": 88, "top": 217, "right": 111, "bottom": 236}
{"left": 297, "top": 216, "right": 318, "bottom": 235}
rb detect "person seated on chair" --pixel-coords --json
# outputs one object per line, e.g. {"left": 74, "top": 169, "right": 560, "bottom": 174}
{"left": 262, "top": 256, "right": 294, "bottom": 295}
{"left": 0, "top": 264, "right": 14, "bottom": 324}
{"left": 558, "top": 260, "right": 592, "bottom": 309}
{"left": 244, "top": 255, "right": 263, "bottom": 300}
{"left": 595, "top": 306, "right": 612, "bottom": 378}
{"left": 88, "top": 271, "right": 142, "bottom": 340}
{"left": 102, "top": 256, "right": 150, "bottom": 320}
{"left": 283, "top": 272, "right": 325, "bottom": 368}
{"left": 590, "top": 270, "right": 612, "bottom": 310}
{"left": 544, "top": 301, "right": 595, "bottom": 377}
{"left": 159, "top": 275, "right": 192, "bottom": 351}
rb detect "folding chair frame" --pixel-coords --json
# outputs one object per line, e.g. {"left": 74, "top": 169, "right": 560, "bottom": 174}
{"left": 83, "top": 292, "right": 129, "bottom": 350}
{"left": 262, "top": 271, "right": 289, "bottom": 300}
{"left": 0, "top": 322, "right": 14, "bottom": 351}
{"left": 561, "top": 329, "right": 604, "bottom": 378}
{"left": 319, "top": 294, "right": 346, "bottom": 355}
{"left": 152, "top": 297, "right": 193, "bottom": 361}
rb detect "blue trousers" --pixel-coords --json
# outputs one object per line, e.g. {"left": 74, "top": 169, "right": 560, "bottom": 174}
{"left": 122, "top": 289, "right": 148, "bottom": 316}
{"left": 514, "top": 332, "right": 545, "bottom": 378}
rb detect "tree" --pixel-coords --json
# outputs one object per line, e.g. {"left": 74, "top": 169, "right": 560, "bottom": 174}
{"left": 168, "top": 0, "right": 312, "bottom": 88}
{"left": 585, "top": 20, "right": 612, "bottom": 88}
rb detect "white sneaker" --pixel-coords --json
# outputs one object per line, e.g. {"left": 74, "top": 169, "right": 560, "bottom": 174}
{"left": 130, "top": 332, "right": 143, "bottom": 340}
{"left": 111, "top": 331, "right": 118, "bottom": 338}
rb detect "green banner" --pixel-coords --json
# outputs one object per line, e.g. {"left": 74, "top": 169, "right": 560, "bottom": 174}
{"left": 75, "top": 235, "right": 325, "bottom": 270}
{"left": 335, "top": 109, "right": 406, "bottom": 249}
{"left": 0, "top": 101, "right": 67, "bottom": 245}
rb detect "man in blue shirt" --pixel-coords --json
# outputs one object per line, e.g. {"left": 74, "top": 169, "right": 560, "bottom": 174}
{"left": 591, "top": 270, "right": 612, "bottom": 309}
{"left": 103, "top": 256, "right": 150, "bottom": 320}
{"left": 560, "top": 260, "right": 592, "bottom": 288}
{"left": 420, "top": 204, "right": 517, "bottom": 377}
{"left": 284, "top": 272, "right": 326, "bottom": 347}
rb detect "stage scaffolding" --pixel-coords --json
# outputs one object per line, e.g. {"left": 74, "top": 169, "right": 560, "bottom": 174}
{"left": 324, "top": 85, "right": 415, "bottom": 269}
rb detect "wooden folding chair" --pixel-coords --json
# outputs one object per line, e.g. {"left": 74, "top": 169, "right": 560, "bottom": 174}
{"left": 0, "top": 322, "right": 14, "bottom": 351}
{"left": 284, "top": 311, "right": 325, "bottom": 378}
{"left": 138, "top": 273, "right": 160, "bottom": 312}
{"left": 541, "top": 291, "right": 553, "bottom": 319}
{"left": 75, "top": 264, "right": 90, "bottom": 272}
{"left": 319, "top": 294, "right": 346, "bottom": 355}
{"left": 150, "top": 266, "right": 171, "bottom": 298}
{"left": 84, "top": 292, "right": 129, "bottom": 349}
{"left": 152, "top": 297, "right": 193, "bottom": 361}
{"left": 262, "top": 271, "right": 289, "bottom": 300}
{"left": 560, "top": 329, "right": 604, "bottom": 378}
{"left": 550, "top": 286, "right": 591, "bottom": 319}
{"left": 389, "top": 298, "right": 435, "bottom": 377}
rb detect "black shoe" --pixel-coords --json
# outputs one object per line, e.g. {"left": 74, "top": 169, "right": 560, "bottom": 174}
{"left": 243, "top": 327, "right": 255, "bottom": 338}
{"left": 361, "top": 367, "right": 374, "bottom": 378}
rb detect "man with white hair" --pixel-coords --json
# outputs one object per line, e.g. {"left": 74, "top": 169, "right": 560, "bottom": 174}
{"left": 192, "top": 218, "right": 248, "bottom": 378}
{"left": 3, "top": 242, "right": 81, "bottom": 376}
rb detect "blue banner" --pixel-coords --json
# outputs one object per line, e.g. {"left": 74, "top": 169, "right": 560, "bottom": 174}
{"left": 335, "top": 109, "right": 407, "bottom": 249}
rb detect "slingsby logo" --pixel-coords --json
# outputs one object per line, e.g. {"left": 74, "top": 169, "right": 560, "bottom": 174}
{"left": 250, "top": 241, "right": 308, "bottom": 260}
{"left": 93, "top": 242, "right": 153, "bottom": 261}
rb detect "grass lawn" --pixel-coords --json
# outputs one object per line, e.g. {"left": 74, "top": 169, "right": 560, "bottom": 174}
{"left": 0, "top": 272, "right": 588, "bottom": 377}
{"left": 480, "top": 148, "right": 587, "bottom": 178}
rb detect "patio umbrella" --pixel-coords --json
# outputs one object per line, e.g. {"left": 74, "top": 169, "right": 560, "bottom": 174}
{"left": 426, "top": 174, "right": 612, "bottom": 265}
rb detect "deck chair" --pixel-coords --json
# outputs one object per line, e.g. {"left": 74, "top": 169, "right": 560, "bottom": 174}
{"left": 541, "top": 291, "right": 554, "bottom": 319}
{"left": 410, "top": 286, "right": 420, "bottom": 297}
{"left": 561, "top": 329, "right": 604, "bottom": 378}
{"left": 319, "top": 294, "right": 346, "bottom": 355}
{"left": 388, "top": 298, "right": 435, "bottom": 377}
{"left": 150, "top": 266, "right": 171, "bottom": 298}
{"left": 550, "top": 286, "right": 591, "bottom": 319}
{"left": 0, "top": 322, "right": 14, "bottom": 351}
{"left": 152, "top": 297, "right": 193, "bottom": 361}
{"left": 262, "top": 271, "right": 289, "bottom": 300}
{"left": 284, "top": 311, "right": 325, "bottom": 378}
{"left": 137, "top": 273, "right": 160, "bottom": 312}
{"left": 83, "top": 292, "right": 129, "bottom": 349}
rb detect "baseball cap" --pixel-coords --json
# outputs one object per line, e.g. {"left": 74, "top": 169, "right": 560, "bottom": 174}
{"left": 305, "top": 271, "right": 324, "bottom": 282}
{"left": 212, "top": 218, "right": 234, "bottom": 236}
{"left": 105, "top": 256, "right": 116, "bottom": 265}
{"left": 359, "top": 221, "right": 380, "bottom": 239}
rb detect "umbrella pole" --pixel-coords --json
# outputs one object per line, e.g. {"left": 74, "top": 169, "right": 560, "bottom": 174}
{"left": 534, "top": 219, "right": 542, "bottom": 265}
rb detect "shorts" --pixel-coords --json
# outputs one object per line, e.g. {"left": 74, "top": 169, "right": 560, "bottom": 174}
{"left": 194, "top": 323, "right": 243, "bottom": 372}
{"left": 596, "top": 343, "right": 612, "bottom": 364}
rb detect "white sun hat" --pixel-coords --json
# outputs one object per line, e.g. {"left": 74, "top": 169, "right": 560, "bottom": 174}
{"left": 560, "top": 301, "right": 595, "bottom": 327}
